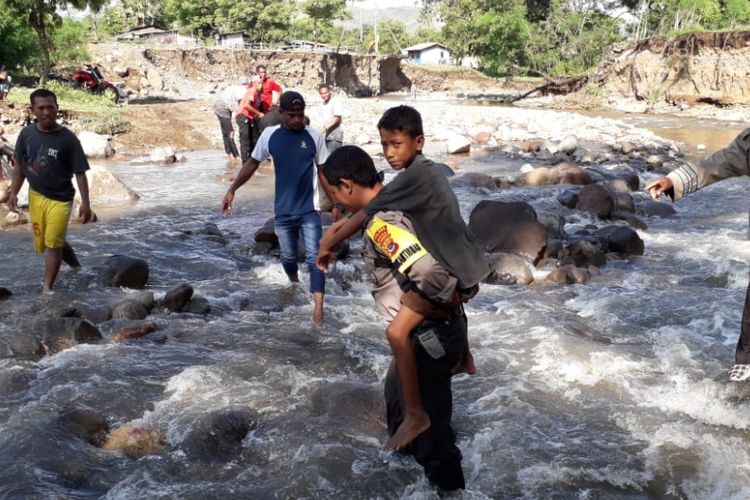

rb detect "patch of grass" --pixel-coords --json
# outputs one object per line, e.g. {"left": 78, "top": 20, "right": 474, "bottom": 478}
{"left": 583, "top": 82, "right": 606, "bottom": 97}
{"left": 9, "top": 82, "right": 130, "bottom": 136}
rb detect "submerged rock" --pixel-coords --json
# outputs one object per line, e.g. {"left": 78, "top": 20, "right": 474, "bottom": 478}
{"left": 113, "top": 322, "right": 157, "bottom": 342}
{"left": 0, "top": 287, "right": 11, "bottom": 300}
{"left": 59, "top": 408, "right": 110, "bottom": 447}
{"left": 181, "top": 409, "right": 258, "bottom": 462}
{"left": 102, "top": 426, "right": 167, "bottom": 459}
{"left": 547, "top": 264, "right": 591, "bottom": 285}
{"left": 185, "top": 296, "right": 211, "bottom": 314}
{"left": 486, "top": 253, "right": 534, "bottom": 285}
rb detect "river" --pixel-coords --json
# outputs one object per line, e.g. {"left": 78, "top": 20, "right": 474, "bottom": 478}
{"left": 0, "top": 109, "right": 749, "bottom": 498}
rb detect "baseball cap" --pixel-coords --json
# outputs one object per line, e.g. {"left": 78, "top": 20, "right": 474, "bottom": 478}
{"left": 279, "top": 91, "right": 305, "bottom": 111}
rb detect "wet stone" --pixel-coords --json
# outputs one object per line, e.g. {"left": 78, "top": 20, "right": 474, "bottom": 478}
{"left": 99, "top": 255, "right": 150, "bottom": 289}
{"left": 0, "top": 287, "right": 12, "bottom": 300}
{"left": 162, "top": 283, "right": 194, "bottom": 312}
{"left": 111, "top": 299, "right": 149, "bottom": 320}
{"left": 185, "top": 296, "right": 210, "bottom": 314}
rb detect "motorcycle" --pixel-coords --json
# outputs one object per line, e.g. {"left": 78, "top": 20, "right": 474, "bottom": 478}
{"left": 70, "top": 65, "right": 120, "bottom": 102}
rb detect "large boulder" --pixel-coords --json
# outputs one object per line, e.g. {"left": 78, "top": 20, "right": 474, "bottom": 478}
{"left": 576, "top": 184, "right": 615, "bottom": 218}
{"left": 99, "top": 255, "right": 149, "bottom": 289}
{"left": 78, "top": 165, "right": 139, "bottom": 206}
{"left": 162, "top": 283, "right": 194, "bottom": 312}
{"left": 486, "top": 253, "right": 534, "bottom": 285}
{"left": 0, "top": 287, "right": 11, "bottom": 300}
{"left": 78, "top": 131, "right": 115, "bottom": 159}
{"left": 468, "top": 201, "right": 548, "bottom": 264}
{"left": 10, "top": 318, "right": 102, "bottom": 360}
{"left": 596, "top": 225, "right": 644, "bottom": 255}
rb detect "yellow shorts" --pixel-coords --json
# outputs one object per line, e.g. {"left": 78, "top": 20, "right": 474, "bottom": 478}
{"left": 28, "top": 189, "right": 72, "bottom": 253}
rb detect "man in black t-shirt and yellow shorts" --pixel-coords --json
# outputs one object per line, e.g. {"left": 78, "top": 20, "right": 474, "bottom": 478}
{"left": 7, "top": 89, "right": 93, "bottom": 293}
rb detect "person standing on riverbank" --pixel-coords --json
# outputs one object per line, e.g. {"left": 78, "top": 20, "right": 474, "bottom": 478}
{"left": 7, "top": 88, "right": 92, "bottom": 293}
{"left": 213, "top": 84, "right": 245, "bottom": 164}
{"left": 221, "top": 91, "right": 336, "bottom": 325}
{"left": 318, "top": 84, "right": 344, "bottom": 154}
{"left": 646, "top": 128, "right": 750, "bottom": 382}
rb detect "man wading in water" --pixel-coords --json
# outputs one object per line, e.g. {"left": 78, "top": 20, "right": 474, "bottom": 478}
{"left": 323, "top": 145, "right": 471, "bottom": 491}
{"left": 221, "top": 91, "right": 338, "bottom": 325}
{"left": 647, "top": 129, "right": 750, "bottom": 382}
{"left": 7, "top": 88, "right": 92, "bottom": 293}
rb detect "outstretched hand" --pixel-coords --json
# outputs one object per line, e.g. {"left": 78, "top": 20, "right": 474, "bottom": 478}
{"left": 645, "top": 177, "right": 673, "bottom": 201}
{"left": 221, "top": 191, "right": 234, "bottom": 215}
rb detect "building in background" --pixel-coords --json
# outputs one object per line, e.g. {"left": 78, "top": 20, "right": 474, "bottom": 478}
{"left": 402, "top": 42, "right": 451, "bottom": 65}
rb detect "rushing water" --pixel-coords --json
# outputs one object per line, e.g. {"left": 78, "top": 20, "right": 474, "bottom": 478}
{"left": 1, "top": 114, "right": 750, "bottom": 499}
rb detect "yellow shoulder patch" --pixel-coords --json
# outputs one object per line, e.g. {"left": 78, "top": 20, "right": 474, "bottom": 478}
{"left": 366, "top": 216, "right": 428, "bottom": 274}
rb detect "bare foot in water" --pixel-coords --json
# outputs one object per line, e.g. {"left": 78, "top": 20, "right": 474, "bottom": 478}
{"left": 312, "top": 292, "right": 324, "bottom": 327}
{"left": 384, "top": 410, "right": 430, "bottom": 451}
{"left": 452, "top": 348, "right": 477, "bottom": 375}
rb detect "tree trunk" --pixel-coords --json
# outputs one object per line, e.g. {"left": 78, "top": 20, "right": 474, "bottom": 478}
{"left": 29, "top": 9, "right": 52, "bottom": 85}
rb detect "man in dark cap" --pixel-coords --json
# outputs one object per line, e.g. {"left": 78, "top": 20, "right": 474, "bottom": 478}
{"left": 221, "top": 91, "right": 337, "bottom": 326}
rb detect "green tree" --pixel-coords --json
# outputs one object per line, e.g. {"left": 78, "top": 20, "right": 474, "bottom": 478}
{"left": 3, "top": 0, "right": 107, "bottom": 84}
{"left": 302, "top": 0, "right": 348, "bottom": 45}
{"left": 0, "top": 9, "right": 41, "bottom": 71}
{"left": 722, "top": 0, "right": 750, "bottom": 25}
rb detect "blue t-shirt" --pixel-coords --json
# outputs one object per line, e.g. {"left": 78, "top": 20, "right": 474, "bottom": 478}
{"left": 252, "top": 124, "right": 329, "bottom": 215}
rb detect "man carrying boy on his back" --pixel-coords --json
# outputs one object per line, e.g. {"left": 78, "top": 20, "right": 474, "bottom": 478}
{"left": 646, "top": 129, "right": 750, "bottom": 382}
{"left": 324, "top": 145, "right": 469, "bottom": 491}
{"left": 7, "top": 89, "right": 92, "bottom": 293}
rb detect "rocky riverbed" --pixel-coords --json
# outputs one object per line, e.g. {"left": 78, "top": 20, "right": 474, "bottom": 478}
{"left": 1, "top": 95, "right": 749, "bottom": 497}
